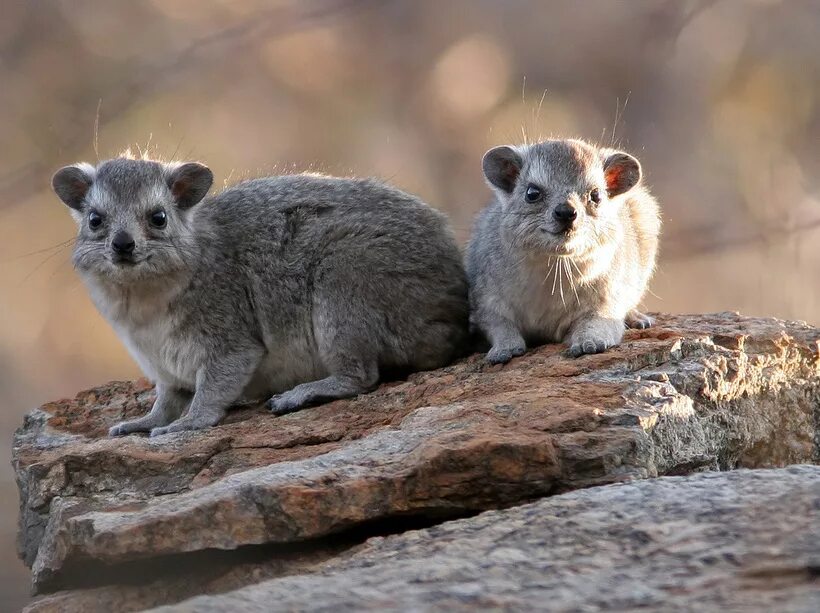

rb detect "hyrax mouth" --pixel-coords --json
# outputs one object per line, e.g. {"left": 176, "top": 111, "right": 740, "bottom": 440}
{"left": 111, "top": 255, "right": 138, "bottom": 267}
{"left": 541, "top": 229, "right": 586, "bottom": 257}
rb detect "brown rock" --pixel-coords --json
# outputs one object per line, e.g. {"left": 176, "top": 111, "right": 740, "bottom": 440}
{"left": 154, "top": 466, "right": 820, "bottom": 612}
{"left": 14, "top": 312, "right": 819, "bottom": 609}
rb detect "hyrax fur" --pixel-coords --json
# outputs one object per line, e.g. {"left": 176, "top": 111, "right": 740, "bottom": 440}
{"left": 52, "top": 157, "right": 469, "bottom": 435}
{"left": 466, "top": 139, "right": 660, "bottom": 364}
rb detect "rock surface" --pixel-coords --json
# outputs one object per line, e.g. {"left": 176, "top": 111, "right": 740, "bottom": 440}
{"left": 13, "top": 312, "right": 820, "bottom": 610}
{"left": 154, "top": 466, "right": 820, "bottom": 612}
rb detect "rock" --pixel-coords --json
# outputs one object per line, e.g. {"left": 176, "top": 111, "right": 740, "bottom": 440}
{"left": 151, "top": 466, "right": 820, "bottom": 612}
{"left": 14, "top": 312, "right": 820, "bottom": 610}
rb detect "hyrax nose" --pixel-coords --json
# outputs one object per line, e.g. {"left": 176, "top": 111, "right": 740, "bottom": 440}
{"left": 112, "top": 230, "right": 136, "bottom": 255}
{"left": 553, "top": 202, "right": 577, "bottom": 227}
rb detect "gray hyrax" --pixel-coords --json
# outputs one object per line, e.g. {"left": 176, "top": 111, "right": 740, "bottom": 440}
{"left": 466, "top": 139, "right": 660, "bottom": 364}
{"left": 52, "top": 157, "right": 469, "bottom": 436}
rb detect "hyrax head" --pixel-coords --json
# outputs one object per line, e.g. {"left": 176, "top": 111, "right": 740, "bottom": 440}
{"left": 52, "top": 157, "right": 213, "bottom": 283}
{"left": 482, "top": 139, "right": 641, "bottom": 257}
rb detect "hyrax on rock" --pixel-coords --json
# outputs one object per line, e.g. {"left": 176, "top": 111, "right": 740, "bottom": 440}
{"left": 466, "top": 139, "right": 660, "bottom": 364}
{"left": 52, "top": 157, "right": 469, "bottom": 436}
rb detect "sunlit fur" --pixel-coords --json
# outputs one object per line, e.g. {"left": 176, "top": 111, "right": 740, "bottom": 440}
{"left": 466, "top": 139, "right": 661, "bottom": 362}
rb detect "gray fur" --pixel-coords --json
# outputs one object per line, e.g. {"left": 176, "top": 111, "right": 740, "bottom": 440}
{"left": 466, "top": 139, "right": 660, "bottom": 363}
{"left": 52, "top": 157, "right": 469, "bottom": 436}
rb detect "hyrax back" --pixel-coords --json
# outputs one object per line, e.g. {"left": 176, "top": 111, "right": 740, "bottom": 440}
{"left": 52, "top": 158, "right": 469, "bottom": 435}
{"left": 466, "top": 139, "right": 660, "bottom": 363}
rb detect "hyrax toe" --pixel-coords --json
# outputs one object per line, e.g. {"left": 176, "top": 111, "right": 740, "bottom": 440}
{"left": 109, "top": 423, "right": 128, "bottom": 437}
{"left": 109, "top": 421, "right": 147, "bottom": 437}
{"left": 268, "top": 392, "right": 304, "bottom": 416}
{"left": 626, "top": 310, "right": 654, "bottom": 330}
{"left": 568, "top": 338, "right": 610, "bottom": 357}
{"left": 149, "top": 414, "right": 221, "bottom": 436}
{"left": 486, "top": 344, "right": 526, "bottom": 365}
{"left": 149, "top": 423, "right": 186, "bottom": 437}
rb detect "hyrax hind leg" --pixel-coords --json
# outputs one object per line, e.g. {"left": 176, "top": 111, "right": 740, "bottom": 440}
{"left": 268, "top": 360, "right": 378, "bottom": 416}
{"left": 268, "top": 298, "right": 380, "bottom": 416}
{"left": 625, "top": 309, "right": 654, "bottom": 330}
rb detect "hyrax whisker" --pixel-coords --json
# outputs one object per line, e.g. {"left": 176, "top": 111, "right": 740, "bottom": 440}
{"left": 565, "top": 258, "right": 580, "bottom": 306}
{"left": 9, "top": 238, "right": 76, "bottom": 262}
{"left": 542, "top": 257, "right": 556, "bottom": 287}
{"left": 557, "top": 258, "right": 565, "bottom": 307}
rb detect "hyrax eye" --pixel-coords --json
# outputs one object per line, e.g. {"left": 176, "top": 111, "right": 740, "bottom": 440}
{"left": 148, "top": 209, "right": 167, "bottom": 228}
{"left": 589, "top": 189, "right": 601, "bottom": 204}
{"left": 525, "top": 184, "right": 542, "bottom": 203}
{"left": 88, "top": 211, "right": 103, "bottom": 230}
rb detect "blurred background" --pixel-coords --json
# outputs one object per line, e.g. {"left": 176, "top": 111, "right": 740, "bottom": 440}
{"left": 1, "top": 0, "right": 818, "bottom": 607}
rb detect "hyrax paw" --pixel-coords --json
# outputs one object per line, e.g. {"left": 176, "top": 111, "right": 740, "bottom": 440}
{"left": 486, "top": 344, "right": 526, "bottom": 365}
{"left": 109, "top": 423, "right": 129, "bottom": 437}
{"left": 568, "top": 338, "right": 612, "bottom": 357}
{"left": 149, "top": 417, "right": 216, "bottom": 437}
{"left": 149, "top": 423, "right": 192, "bottom": 437}
{"left": 268, "top": 392, "right": 307, "bottom": 416}
{"left": 109, "top": 421, "right": 146, "bottom": 437}
{"left": 626, "top": 311, "right": 654, "bottom": 330}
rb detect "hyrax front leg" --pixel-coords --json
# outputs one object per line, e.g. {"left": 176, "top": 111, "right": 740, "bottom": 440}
{"left": 150, "top": 348, "right": 263, "bottom": 436}
{"left": 567, "top": 315, "right": 625, "bottom": 357}
{"left": 109, "top": 383, "right": 191, "bottom": 436}
{"left": 478, "top": 309, "right": 526, "bottom": 365}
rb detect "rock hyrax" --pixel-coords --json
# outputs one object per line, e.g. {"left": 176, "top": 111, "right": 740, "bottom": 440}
{"left": 52, "top": 157, "right": 469, "bottom": 435}
{"left": 466, "top": 138, "right": 660, "bottom": 363}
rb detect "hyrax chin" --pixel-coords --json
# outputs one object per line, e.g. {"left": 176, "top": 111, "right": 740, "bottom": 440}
{"left": 52, "top": 156, "right": 469, "bottom": 436}
{"left": 465, "top": 138, "right": 661, "bottom": 364}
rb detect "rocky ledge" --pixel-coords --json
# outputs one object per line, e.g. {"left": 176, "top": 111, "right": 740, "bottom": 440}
{"left": 13, "top": 312, "right": 820, "bottom": 611}
{"left": 158, "top": 466, "right": 820, "bottom": 612}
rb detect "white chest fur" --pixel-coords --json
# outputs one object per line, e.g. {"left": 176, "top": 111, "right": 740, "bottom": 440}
{"left": 86, "top": 279, "right": 203, "bottom": 388}
{"left": 511, "top": 259, "right": 579, "bottom": 340}
{"left": 508, "top": 249, "right": 614, "bottom": 342}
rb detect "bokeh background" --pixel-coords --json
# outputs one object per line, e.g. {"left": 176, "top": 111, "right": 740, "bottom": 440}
{"left": 2, "top": 0, "right": 818, "bottom": 607}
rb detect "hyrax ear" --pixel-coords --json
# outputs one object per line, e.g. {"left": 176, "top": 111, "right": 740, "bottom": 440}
{"left": 482, "top": 146, "right": 523, "bottom": 194}
{"left": 52, "top": 164, "right": 95, "bottom": 210}
{"left": 603, "top": 152, "right": 641, "bottom": 197}
{"left": 167, "top": 162, "right": 213, "bottom": 209}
